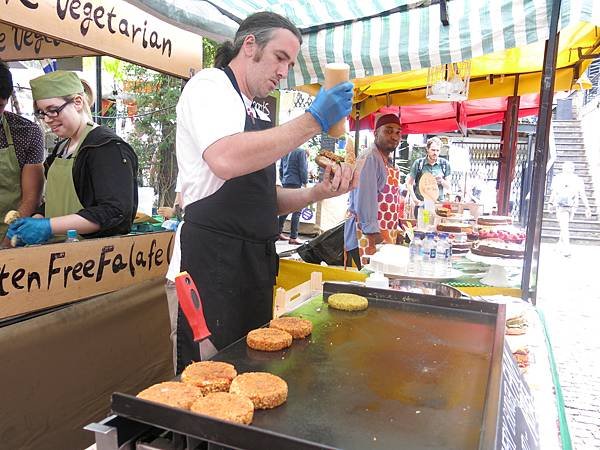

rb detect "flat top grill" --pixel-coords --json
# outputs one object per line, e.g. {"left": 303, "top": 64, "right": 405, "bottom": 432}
{"left": 112, "top": 283, "right": 504, "bottom": 450}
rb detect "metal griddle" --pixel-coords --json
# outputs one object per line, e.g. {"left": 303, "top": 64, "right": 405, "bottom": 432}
{"left": 111, "top": 282, "right": 506, "bottom": 450}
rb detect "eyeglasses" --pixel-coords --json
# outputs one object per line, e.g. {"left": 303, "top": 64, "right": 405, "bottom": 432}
{"left": 34, "top": 98, "right": 75, "bottom": 119}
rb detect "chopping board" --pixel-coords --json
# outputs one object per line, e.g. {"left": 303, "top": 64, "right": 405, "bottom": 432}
{"left": 418, "top": 172, "right": 440, "bottom": 201}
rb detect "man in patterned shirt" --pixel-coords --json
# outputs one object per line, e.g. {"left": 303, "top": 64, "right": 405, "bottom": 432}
{"left": 0, "top": 60, "right": 45, "bottom": 247}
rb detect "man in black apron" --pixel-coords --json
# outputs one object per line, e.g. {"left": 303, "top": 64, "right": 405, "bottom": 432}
{"left": 0, "top": 60, "right": 44, "bottom": 247}
{"left": 176, "top": 12, "right": 359, "bottom": 372}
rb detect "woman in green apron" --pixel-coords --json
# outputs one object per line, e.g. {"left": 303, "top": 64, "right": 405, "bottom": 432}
{"left": 7, "top": 71, "right": 138, "bottom": 245}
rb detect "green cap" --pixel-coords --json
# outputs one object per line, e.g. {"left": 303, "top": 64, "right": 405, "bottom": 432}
{"left": 30, "top": 70, "right": 84, "bottom": 101}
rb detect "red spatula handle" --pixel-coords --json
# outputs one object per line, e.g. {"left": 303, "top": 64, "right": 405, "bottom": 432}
{"left": 175, "top": 271, "right": 211, "bottom": 341}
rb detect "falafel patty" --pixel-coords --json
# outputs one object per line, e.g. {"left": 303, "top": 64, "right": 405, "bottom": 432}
{"left": 181, "top": 361, "right": 237, "bottom": 394}
{"left": 269, "top": 316, "right": 313, "bottom": 339}
{"left": 137, "top": 381, "right": 204, "bottom": 410}
{"left": 246, "top": 328, "right": 292, "bottom": 351}
{"left": 191, "top": 392, "right": 254, "bottom": 424}
{"left": 229, "top": 372, "right": 288, "bottom": 409}
{"left": 327, "top": 293, "right": 369, "bottom": 311}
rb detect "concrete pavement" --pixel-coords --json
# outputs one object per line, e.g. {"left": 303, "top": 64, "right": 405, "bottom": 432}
{"left": 537, "top": 243, "right": 600, "bottom": 449}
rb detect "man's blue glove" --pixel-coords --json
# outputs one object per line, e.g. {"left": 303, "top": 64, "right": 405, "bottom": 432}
{"left": 7, "top": 217, "right": 53, "bottom": 245}
{"left": 307, "top": 81, "right": 354, "bottom": 133}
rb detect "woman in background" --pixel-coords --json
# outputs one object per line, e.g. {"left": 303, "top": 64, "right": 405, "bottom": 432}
{"left": 7, "top": 71, "right": 138, "bottom": 244}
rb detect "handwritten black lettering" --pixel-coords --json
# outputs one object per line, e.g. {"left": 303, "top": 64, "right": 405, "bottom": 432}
{"left": 71, "top": 262, "right": 83, "bottom": 281}
{"left": 18, "top": 0, "right": 39, "bottom": 9}
{"left": 155, "top": 248, "right": 163, "bottom": 266}
{"left": 118, "top": 18, "right": 129, "bottom": 37}
{"left": 147, "top": 239, "right": 157, "bottom": 270}
{"left": 0, "top": 32, "right": 6, "bottom": 52}
{"left": 111, "top": 253, "right": 127, "bottom": 274}
{"left": 48, "top": 252, "right": 65, "bottom": 289}
{"left": 27, "top": 271, "right": 41, "bottom": 291}
{"left": 11, "top": 268, "right": 25, "bottom": 290}
{"left": 106, "top": 7, "right": 117, "bottom": 33}
{"left": 128, "top": 241, "right": 136, "bottom": 277}
{"left": 96, "top": 245, "right": 113, "bottom": 282}
{"left": 63, "top": 264, "right": 74, "bottom": 288}
{"left": 135, "top": 250, "right": 147, "bottom": 268}
{"left": 82, "top": 259, "right": 95, "bottom": 278}
{"left": 0, "top": 265, "right": 10, "bottom": 296}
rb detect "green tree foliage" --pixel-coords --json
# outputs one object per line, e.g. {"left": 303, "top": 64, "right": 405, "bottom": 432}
{"left": 121, "top": 38, "right": 218, "bottom": 208}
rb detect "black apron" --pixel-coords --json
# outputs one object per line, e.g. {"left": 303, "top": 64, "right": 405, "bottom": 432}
{"left": 176, "top": 67, "right": 279, "bottom": 373}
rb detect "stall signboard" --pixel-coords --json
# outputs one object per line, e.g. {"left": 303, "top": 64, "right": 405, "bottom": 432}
{"left": 0, "top": 232, "right": 174, "bottom": 320}
{"left": 0, "top": 23, "right": 97, "bottom": 61}
{"left": 497, "top": 342, "right": 540, "bottom": 450}
{"left": 0, "top": 0, "right": 202, "bottom": 79}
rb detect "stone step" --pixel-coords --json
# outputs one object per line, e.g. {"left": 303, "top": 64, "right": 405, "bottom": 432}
{"left": 542, "top": 219, "right": 600, "bottom": 230}
{"left": 556, "top": 154, "right": 589, "bottom": 160}
{"left": 556, "top": 149, "right": 586, "bottom": 154}
{"left": 540, "top": 227, "right": 600, "bottom": 239}
{"left": 554, "top": 136, "right": 584, "bottom": 142}
{"left": 541, "top": 235, "right": 600, "bottom": 245}
{"left": 553, "top": 129, "right": 583, "bottom": 134}
{"left": 543, "top": 212, "right": 599, "bottom": 221}
{"left": 554, "top": 145, "right": 586, "bottom": 150}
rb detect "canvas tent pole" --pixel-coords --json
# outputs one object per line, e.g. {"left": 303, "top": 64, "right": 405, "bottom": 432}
{"left": 497, "top": 75, "right": 521, "bottom": 215}
{"left": 522, "top": 0, "right": 562, "bottom": 305}
{"left": 95, "top": 56, "right": 102, "bottom": 126}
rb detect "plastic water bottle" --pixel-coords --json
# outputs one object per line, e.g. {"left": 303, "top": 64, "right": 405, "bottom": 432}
{"left": 408, "top": 232, "right": 422, "bottom": 276}
{"left": 436, "top": 233, "right": 451, "bottom": 276}
{"left": 65, "top": 229, "right": 79, "bottom": 243}
{"left": 422, "top": 232, "right": 436, "bottom": 276}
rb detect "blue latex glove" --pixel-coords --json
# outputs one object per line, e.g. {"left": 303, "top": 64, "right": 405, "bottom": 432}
{"left": 307, "top": 81, "right": 354, "bottom": 132}
{"left": 7, "top": 217, "right": 53, "bottom": 245}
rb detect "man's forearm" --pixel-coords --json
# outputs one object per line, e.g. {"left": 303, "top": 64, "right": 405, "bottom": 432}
{"left": 276, "top": 186, "right": 318, "bottom": 216}
{"left": 19, "top": 164, "right": 44, "bottom": 217}
{"left": 205, "top": 113, "right": 321, "bottom": 180}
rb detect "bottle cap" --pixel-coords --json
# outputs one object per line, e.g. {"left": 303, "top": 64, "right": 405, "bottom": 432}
{"left": 66, "top": 229, "right": 77, "bottom": 239}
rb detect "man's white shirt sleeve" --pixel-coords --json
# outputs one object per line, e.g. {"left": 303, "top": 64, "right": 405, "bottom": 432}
{"left": 176, "top": 68, "right": 246, "bottom": 208}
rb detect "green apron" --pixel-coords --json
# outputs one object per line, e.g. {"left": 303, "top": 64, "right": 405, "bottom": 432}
{"left": 45, "top": 123, "right": 94, "bottom": 220}
{"left": 0, "top": 115, "right": 22, "bottom": 240}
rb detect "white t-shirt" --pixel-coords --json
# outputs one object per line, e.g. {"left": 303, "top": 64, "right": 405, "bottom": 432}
{"left": 169, "top": 68, "right": 265, "bottom": 283}
{"left": 176, "top": 68, "right": 259, "bottom": 209}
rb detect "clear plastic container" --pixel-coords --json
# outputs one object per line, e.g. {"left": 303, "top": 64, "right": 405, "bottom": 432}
{"left": 422, "top": 232, "right": 436, "bottom": 276}
{"left": 65, "top": 229, "right": 79, "bottom": 243}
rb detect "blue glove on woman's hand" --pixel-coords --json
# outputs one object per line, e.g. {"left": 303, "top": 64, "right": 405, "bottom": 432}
{"left": 7, "top": 217, "right": 53, "bottom": 245}
{"left": 307, "top": 81, "right": 354, "bottom": 132}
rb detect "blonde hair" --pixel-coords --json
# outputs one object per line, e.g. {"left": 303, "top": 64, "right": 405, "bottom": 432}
{"left": 426, "top": 136, "right": 443, "bottom": 149}
{"left": 33, "top": 92, "right": 93, "bottom": 123}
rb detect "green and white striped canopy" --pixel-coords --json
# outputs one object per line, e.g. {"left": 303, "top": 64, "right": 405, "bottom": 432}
{"left": 129, "top": 0, "right": 600, "bottom": 88}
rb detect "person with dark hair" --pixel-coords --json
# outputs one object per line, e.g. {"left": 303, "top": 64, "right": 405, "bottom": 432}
{"left": 344, "top": 114, "right": 402, "bottom": 268}
{"left": 0, "top": 59, "right": 45, "bottom": 248}
{"left": 406, "top": 136, "right": 451, "bottom": 217}
{"left": 7, "top": 71, "right": 138, "bottom": 245}
{"left": 175, "top": 11, "right": 358, "bottom": 371}
{"left": 278, "top": 147, "right": 308, "bottom": 244}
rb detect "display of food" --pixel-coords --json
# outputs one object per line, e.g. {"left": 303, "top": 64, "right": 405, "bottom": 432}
{"left": 437, "top": 222, "right": 473, "bottom": 234}
{"left": 181, "top": 361, "right": 237, "bottom": 394}
{"left": 471, "top": 240, "right": 525, "bottom": 259}
{"left": 247, "top": 328, "right": 293, "bottom": 351}
{"left": 315, "top": 150, "right": 344, "bottom": 173}
{"left": 3, "top": 209, "right": 20, "bottom": 247}
{"left": 229, "top": 372, "right": 288, "bottom": 410}
{"left": 477, "top": 215, "right": 513, "bottom": 226}
{"left": 512, "top": 347, "right": 530, "bottom": 371}
{"left": 475, "top": 228, "right": 526, "bottom": 244}
{"left": 269, "top": 316, "right": 313, "bottom": 339}
{"left": 505, "top": 313, "right": 528, "bottom": 335}
{"left": 327, "top": 293, "right": 369, "bottom": 311}
{"left": 190, "top": 392, "right": 254, "bottom": 424}
{"left": 137, "top": 381, "right": 204, "bottom": 410}
{"left": 450, "top": 241, "right": 472, "bottom": 255}
{"left": 435, "top": 206, "right": 451, "bottom": 217}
